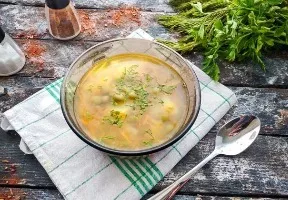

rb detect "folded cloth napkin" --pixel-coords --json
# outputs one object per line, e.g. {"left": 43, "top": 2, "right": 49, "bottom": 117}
{"left": 1, "top": 29, "right": 237, "bottom": 200}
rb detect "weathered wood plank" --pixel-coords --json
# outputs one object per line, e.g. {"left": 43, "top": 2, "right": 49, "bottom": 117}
{"left": 187, "top": 50, "right": 288, "bottom": 88}
{"left": 0, "top": 0, "right": 173, "bottom": 12}
{"left": 144, "top": 195, "right": 285, "bottom": 200}
{"left": 14, "top": 39, "right": 95, "bottom": 78}
{"left": 0, "top": 188, "right": 281, "bottom": 200}
{"left": 0, "top": 4, "right": 173, "bottom": 41}
{"left": 0, "top": 38, "right": 285, "bottom": 87}
{"left": 216, "top": 87, "right": 288, "bottom": 136}
{"left": 0, "top": 127, "right": 287, "bottom": 196}
{"left": 153, "top": 133, "right": 288, "bottom": 197}
{"left": 0, "top": 4, "right": 287, "bottom": 86}
{"left": 0, "top": 76, "right": 53, "bottom": 89}
{"left": 0, "top": 85, "right": 287, "bottom": 135}
{"left": 0, "top": 131, "right": 52, "bottom": 187}
{"left": 0, "top": 188, "right": 62, "bottom": 200}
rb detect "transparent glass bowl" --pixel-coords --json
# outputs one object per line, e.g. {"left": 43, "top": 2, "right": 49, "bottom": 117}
{"left": 60, "top": 38, "right": 201, "bottom": 156}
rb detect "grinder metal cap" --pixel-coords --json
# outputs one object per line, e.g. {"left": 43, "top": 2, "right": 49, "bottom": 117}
{"left": 45, "top": 0, "right": 70, "bottom": 9}
{"left": 0, "top": 26, "right": 5, "bottom": 43}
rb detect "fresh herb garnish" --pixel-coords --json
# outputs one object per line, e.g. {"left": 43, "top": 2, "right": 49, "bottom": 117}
{"left": 100, "top": 136, "right": 115, "bottom": 143}
{"left": 145, "top": 129, "right": 154, "bottom": 139}
{"left": 100, "top": 136, "right": 115, "bottom": 140}
{"left": 143, "top": 140, "right": 153, "bottom": 147}
{"left": 88, "top": 85, "right": 94, "bottom": 92}
{"left": 145, "top": 74, "right": 153, "bottom": 82}
{"left": 110, "top": 65, "right": 177, "bottom": 122}
{"left": 115, "top": 65, "right": 151, "bottom": 113}
{"left": 158, "top": 85, "right": 177, "bottom": 94}
{"left": 134, "top": 87, "right": 150, "bottom": 114}
{"left": 103, "top": 110, "right": 126, "bottom": 127}
{"left": 84, "top": 111, "right": 94, "bottom": 121}
{"left": 158, "top": 0, "right": 288, "bottom": 80}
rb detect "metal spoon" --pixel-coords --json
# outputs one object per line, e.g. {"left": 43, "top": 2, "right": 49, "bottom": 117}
{"left": 148, "top": 115, "right": 261, "bottom": 200}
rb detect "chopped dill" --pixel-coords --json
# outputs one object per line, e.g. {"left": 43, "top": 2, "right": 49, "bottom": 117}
{"left": 99, "top": 135, "right": 115, "bottom": 144}
{"left": 145, "top": 129, "right": 154, "bottom": 139}
{"left": 103, "top": 110, "right": 126, "bottom": 127}
{"left": 158, "top": 99, "right": 164, "bottom": 104}
{"left": 88, "top": 85, "right": 94, "bottom": 92}
{"left": 84, "top": 111, "right": 94, "bottom": 120}
{"left": 145, "top": 74, "right": 153, "bottom": 82}
{"left": 143, "top": 140, "right": 153, "bottom": 147}
{"left": 109, "top": 65, "right": 177, "bottom": 121}
{"left": 158, "top": 85, "right": 177, "bottom": 94}
{"left": 134, "top": 86, "right": 150, "bottom": 114}
{"left": 115, "top": 65, "right": 150, "bottom": 114}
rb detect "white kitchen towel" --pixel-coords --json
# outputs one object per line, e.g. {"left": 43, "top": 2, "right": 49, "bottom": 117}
{"left": 1, "top": 29, "right": 237, "bottom": 200}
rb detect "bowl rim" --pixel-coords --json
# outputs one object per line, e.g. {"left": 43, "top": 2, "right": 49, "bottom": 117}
{"left": 60, "top": 38, "right": 201, "bottom": 156}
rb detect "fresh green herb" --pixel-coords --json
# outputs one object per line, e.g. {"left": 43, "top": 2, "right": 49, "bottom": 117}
{"left": 158, "top": 84, "right": 177, "bottom": 94}
{"left": 100, "top": 136, "right": 115, "bottom": 140}
{"left": 88, "top": 85, "right": 94, "bottom": 92}
{"left": 143, "top": 140, "right": 153, "bottom": 147}
{"left": 134, "top": 87, "right": 150, "bottom": 114}
{"left": 145, "top": 129, "right": 154, "bottom": 139}
{"left": 100, "top": 136, "right": 115, "bottom": 143}
{"left": 97, "top": 86, "right": 102, "bottom": 90}
{"left": 112, "top": 65, "right": 177, "bottom": 117}
{"left": 145, "top": 74, "right": 153, "bottom": 82}
{"left": 84, "top": 111, "right": 94, "bottom": 120}
{"left": 103, "top": 110, "right": 126, "bottom": 127}
{"left": 103, "top": 78, "right": 108, "bottom": 82}
{"left": 158, "top": 0, "right": 288, "bottom": 80}
{"left": 115, "top": 65, "right": 151, "bottom": 113}
{"left": 154, "top": 97, "right": 165, "bottom": 104}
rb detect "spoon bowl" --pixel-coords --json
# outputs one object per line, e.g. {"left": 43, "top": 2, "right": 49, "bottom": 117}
{"left": 215, "top": 115, "right": 261, "bottom": 155}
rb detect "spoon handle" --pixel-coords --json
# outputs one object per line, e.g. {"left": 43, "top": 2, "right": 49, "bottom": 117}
{"left": 148, "top": 150, "right": 219, "bottom": 200}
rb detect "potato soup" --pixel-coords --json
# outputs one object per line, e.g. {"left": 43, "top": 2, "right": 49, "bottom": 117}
{"left": 74, "top": 53, "right": 189, "bottom": 150}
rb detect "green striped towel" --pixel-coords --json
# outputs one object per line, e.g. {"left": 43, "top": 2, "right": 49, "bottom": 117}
{"left": 0, "top": 29, "right": 237, "bottom": 200}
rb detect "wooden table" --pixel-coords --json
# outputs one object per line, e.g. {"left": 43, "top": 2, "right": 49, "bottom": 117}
{"left": 0, "top": 1, "right": 287, "bottom": 199}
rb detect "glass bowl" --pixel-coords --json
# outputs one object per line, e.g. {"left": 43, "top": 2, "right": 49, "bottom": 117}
{"left": 60, "top": 38, "right": 201, "bottom": 156}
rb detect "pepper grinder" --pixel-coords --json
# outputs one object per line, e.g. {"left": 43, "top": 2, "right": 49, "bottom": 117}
{"left": 45, "top": 0, "right": 81, "bottom": 40}
{"left": 0, "top": 26, "right": 26, "bottom": 76}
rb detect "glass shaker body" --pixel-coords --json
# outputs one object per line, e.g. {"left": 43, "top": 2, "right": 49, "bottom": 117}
{"left": 0, "top": 28, "right": 26, "bottom": 76}
{"left": 45, "top": 0, "right": 81, "bottom": 40}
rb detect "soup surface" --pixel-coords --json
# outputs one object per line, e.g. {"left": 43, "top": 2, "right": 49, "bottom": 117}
{"left": 74, "top": 53, "right": 188, "bottom": 150}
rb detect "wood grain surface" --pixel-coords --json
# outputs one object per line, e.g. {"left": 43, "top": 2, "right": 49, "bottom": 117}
{"left": 0, "top": 4, "right": 287, "bottom": 87}
{"left": 0, "top": 188, "right": 283, "bottom": 200}
{"left": 1, "top": 129, "right": 287, "bottom": 197}
{"left": 0, "top": 188, "right": 285, "bottom": 200}
{"left": 0, "top": 0, "right": 287, "bottom": 199}
{"left": 0, "top": 0, "right": 173, "bottom": 12}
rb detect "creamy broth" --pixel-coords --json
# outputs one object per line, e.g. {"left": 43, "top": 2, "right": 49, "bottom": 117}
{"left": 74, "top": 53, "right": 188, "bottom": 150}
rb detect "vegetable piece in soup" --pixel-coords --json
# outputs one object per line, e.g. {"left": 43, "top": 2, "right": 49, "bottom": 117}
{"left": 74, "top": 53, "right": 188, "bottom": 150}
